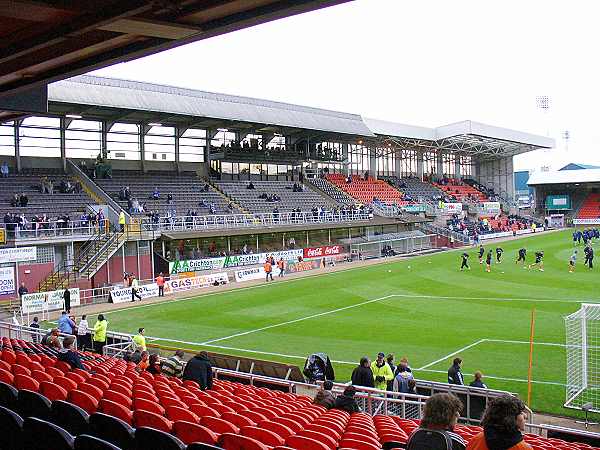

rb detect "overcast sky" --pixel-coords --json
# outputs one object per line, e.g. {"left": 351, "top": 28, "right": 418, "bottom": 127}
{"left": 93, "top": 0, "right": 600, "bottom": 172}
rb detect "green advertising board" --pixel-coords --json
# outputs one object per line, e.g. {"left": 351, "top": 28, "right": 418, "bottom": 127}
{"left": 545, "top": 195, "right": 571, "bottom": 210}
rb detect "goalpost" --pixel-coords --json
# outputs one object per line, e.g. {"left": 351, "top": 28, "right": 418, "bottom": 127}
{"left": 565, "top": 303, "right": 600, "bottom": 412}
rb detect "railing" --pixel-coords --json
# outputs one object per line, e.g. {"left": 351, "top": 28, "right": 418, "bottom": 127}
{"left": 138, "top": 210, "right": 373, "bottom": 232}
{"left": 417, "top": 222, "right": 472, "bottom": 245}
{"left": 76, "top": 231, "right": 123, "bottom": 276}
{"left": 0, "top": 321, "right": 79, "bottom": 350}
{"left": 0, "top": 219, "right": 109, "bottom": 241}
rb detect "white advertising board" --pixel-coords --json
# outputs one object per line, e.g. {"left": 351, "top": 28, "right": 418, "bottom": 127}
{"left": 0, "top": 246, "right": 36, "bottom": 264}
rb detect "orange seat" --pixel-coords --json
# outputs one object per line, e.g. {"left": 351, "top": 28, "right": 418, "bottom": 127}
{"left": 190, "top": 403, "right": 220, "bottom": 418}
{"left": 14, "top": 374, "right": 39, "bottom": 391}
{"left": 79, "top": 382, "right": 103, "bottom": 400}
{"left": 134, "top": 397, "right": 165, "bottom": 416}
{"left": 53, "top": 375, "right": 78, "bottom": 392}
{"left": 259, "top": 420, "right": 295, "bottom": 440}
{"left": 221, "top": 411, "right": 256, "bottom": 428}
{"left": 45, "top": 367, "right": 65, "bottom": 378}
{"left": 103, "top": 389, "right": 133, "bottom": 408}
{"left": 201, "top": 416, "right": 240, "bottom": 436}
{"left": 339, "top": 438, "right": 382, "bottom": 450}
{"left": 173, "top": 420, "right": 219, "bottom": 446}
{"left": 286, "top": 435, "right": 331, "bottom": 450}
{"left": 0, "top": 368, "right": 14, "bottom": 384}
{"left": 166, "top": 405, "right": 200, "bottom": 423}
{"left": 12, "top": 364, "right": 31, "bottom": 377}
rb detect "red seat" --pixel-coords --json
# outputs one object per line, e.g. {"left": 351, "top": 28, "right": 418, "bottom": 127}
{"left": 0, "top": 368, "right": 14, "bottom": 384}
{"left": 241, "top": 426, "right": 286, "bottom": 447}
{"left": 134, "top": 409, "right": 172, "bottom": 433}
{"left": 79, "top": 382, "right": 103, "bottom": 400}
{"left": 108, "top": 383, "right": 131, "bottom": 397}
{"left": 219, "top": 433, "right": 269, "bottom": 450}
{"left": 259, "top": 420, "right": 295, "bottom": 440}
{"left": 160, "top": 396, "right": 188, "bottom": 409}
{"left": 1, "top": 351, "right": 15, "bottom": 365}
{"left": 298, "top": 430, "right": 337, "bottom": 449}
{"left": 190, "top": 403, "right": 220, "bottom": 418}
{"left": 273, "top": 417, "right": 305, "bottom": 433}
{"left": 103, "top": 389, "right": 132, "bottom": 408}
{"left": 201, "top": 416, "right": 240, "bottom": 436}
{"left": 173, "top": 420, "right": 219, "bottom": 445}
{"left": 12, "top": 364, "right": 31, "bottom": 377}
{"left": 54, "top": 361, "right": 72, "bottom": 374}
{"left": 14, "top": 374, "right": 39, "bottom": 391}
{"left": 45, "top": 367, "right": 65, "bottom": 378}
{"left": 100, "top": 398, "right": 133, "bottom": 425}
{"left": 166, "top": 405, "right": 200, "bottom": 423}
{"left": 134, "top": 397, "right": 165, "bottom": 416}
{"left": 40, "top": 381, "right": 68, "bottom": 401}
{"left": 53, "top": 376, "right": 77, "bottom": 393}
{"left": 339, "top": 438, "right": 381, "bottom": 450}
{"left": 66, "top": 371, "right": 87, "bottom": 385}
{"left": 286, "top": 435, "right": 331, "bottom": 450}
{"left": 31, "top": 369, "right": 53, "bottom": 383}
{"left": 69, "top": 389, "right": 99, "bottom": 414}
{"left": 221, "top": 412, "right": 256, "bottom": 428}
{"left": 133, "top": 390, "right": 159, "bottom": 403}
{"left": 239, "top": 410, "right": 268, "bottom": 424}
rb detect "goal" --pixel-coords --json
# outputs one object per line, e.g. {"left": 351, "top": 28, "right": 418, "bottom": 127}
{"left": 565, "top": 303, "right": 600, "bottom": 412}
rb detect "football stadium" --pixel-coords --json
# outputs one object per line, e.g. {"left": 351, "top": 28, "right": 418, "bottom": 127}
{"left": 0, "top": 1, "right": 599, "bottom": 449}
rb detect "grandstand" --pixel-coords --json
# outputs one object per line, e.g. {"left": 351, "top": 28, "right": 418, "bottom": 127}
{"left": 326, "top": 174, "right": 407, "bottom": 205}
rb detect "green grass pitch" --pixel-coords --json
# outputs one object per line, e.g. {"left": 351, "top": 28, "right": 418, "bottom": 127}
{"left": 98, "top": 229, "right": 597, "bottom": 417}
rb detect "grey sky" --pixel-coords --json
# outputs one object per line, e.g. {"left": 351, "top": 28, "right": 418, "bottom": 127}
{"left": 93, "top": 0, "right": 600, "bottom": 172}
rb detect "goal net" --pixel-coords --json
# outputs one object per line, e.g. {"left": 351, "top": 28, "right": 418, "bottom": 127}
{"left": 565, "top": 303, "right": 600, "bottom": 412}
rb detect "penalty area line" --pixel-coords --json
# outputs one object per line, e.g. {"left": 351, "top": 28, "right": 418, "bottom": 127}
{"left": 417, "top": 339, "right": 487, "bottom": 370}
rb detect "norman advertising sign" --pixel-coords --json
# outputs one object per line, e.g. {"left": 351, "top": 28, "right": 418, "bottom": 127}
{"left": 303, "top": 245, "right": 342, "bottom": 259}
{"left": 234, "top": 267, "right": 264, "bottom": 282}
{"left": 21, "top": 288, "right": 80, "bottom": 313}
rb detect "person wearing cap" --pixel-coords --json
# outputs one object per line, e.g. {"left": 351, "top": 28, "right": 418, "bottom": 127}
{"left": 371, "top": 352, "right": 394, "bottom": 391}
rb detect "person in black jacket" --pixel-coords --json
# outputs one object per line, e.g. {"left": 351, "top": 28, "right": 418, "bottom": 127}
{"left": 448, "top": 357, "right": 464, "bottom": 385}
{"left": 334, "top": 385, "right": 359, "bottom": 413}
{"left": 63, "top": 288, "right": 71, "bottom": 313}
{"left": 351, "top": 356, "right": 374, "bottom": 388}
{"left": 182, "top": 351, "right": 213, "bottom": 390}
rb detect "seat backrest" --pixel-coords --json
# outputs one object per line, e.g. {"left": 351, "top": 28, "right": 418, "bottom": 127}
{"left": 0, "top": 404, "right": 24, "bottom": 450}
{"left": 17, "top": 388, "right": 52, "bottom": 420}
{"left": 172, "top": 420, "right": 219, "bottom": 446}
{"left": 22, "top": 416, "right": 75, "bottom": 450}
{"left": 52, "top": 399, "right": 90, "bottom": 436}
{"left": 134, "top": 426, "right": 185, "bottom": 450}
{"left": 218, "top": 433, "right": 269, "bottom": 450}
{"left": 406, "top": 428, "right": 453, "bottom": 450}
{"left": 99, "top": 398, "right": 133, "bottom": 425}
{"left": 186, "top": 444, "right": 224, "bottom": 450}
{"left": 89, "top": 413, "right": 134, "bottom": 450}
{"left": 0, "top": 380, "right": 18, "bottom": 409}
{"left": 74, "top": 434, "right": 122, "bottom": 450}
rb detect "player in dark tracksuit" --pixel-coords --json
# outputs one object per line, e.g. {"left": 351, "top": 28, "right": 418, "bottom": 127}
{"left": 585, "top": 245, "right": 594, "bottom": 269}
{"left": 478, "top": 245, "right": 485, "bottom": 264}
{"left": 516, "top": 247, "right": 527, "bottom": 266}
{"left": 529, "top": 251, "right": 544, "bottom": 271}
{"left": 495, "top": 247, "right": 504, "bottom": 263}
{"left": 485, "top": 250, "right": 493, "bottom": 273}
{"left": 460, "top": 252, "right": 470, "bottom": 271}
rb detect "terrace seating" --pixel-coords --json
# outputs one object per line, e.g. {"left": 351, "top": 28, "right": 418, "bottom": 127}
{"left": 578, "top": 193, "right": 600, "bottom": 219}
{"left": 0, "top": 168, "right": 95, "bottom": 219}
{"left": 95, "top": 171, "right": 235, "bottom": 216}
{"left": 326, "top": 174, "right": 407, "bottom": 205}
{"left": 0, "top": 335, "right": 598, "bottom": 450}
{"left": 214, "top": 180, "right": 335, "bottom": 213}
{"left": 434, "top": 178, "right": 488, "bottom": 202}
{"left": 307, "top": 177, "right": 357, "bottom": 205}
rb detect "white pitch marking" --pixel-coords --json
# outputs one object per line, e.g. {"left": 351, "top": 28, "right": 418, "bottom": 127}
{"left": 417, "top": 339, "right": 487, "bottom": 370}
{"left": 200, "top": 294, "right": 397, "bottom": 345}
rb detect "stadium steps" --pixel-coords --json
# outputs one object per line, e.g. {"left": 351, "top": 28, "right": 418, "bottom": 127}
{"left": 304, "top": 178, "right": 348, "bottom": 207}
{"left": 205, "top": 179, "right": 249, "bottom": 214}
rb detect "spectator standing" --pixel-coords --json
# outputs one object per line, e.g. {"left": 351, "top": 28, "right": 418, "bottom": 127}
{"left": 333, "top": 385, "right": 359, "bottom": 413}
{"left": 371, "top": 352, "right": 394, "bottom": 391}
{"left": 466, "top": 395, "right": 531, "bottom": 450}
{"left": 182, "top": 351, "right": 213, "bottom": 390}
{"left": 406, "top": 393, "right": 466, "bottom": 450}
{"left": 161, "top": 350, "right": 186, "bottom": 378}
{"left": 93, "top": 314, "right": 108, "bottom": 354}
{"left": 277, "top": 258, "right": 285, "bottom": 277}
{"left": 77, "top": 315, "right": 90, "bottom": 351}
{"left": 351, "top": 356, "right": 374, "bottom": 388}
{"left": 29, "top": 316, "right": 40, "bottom": 343}
{"left": 63, "top": 288, "right": 71, "bottom": 313}
{"left": 470, "top": 371, "right": 488, "bottom": 389}
{"left": 130, "top": 275, "right": 142, "bottom": 302}
{"left": 57, "top": 311, "right": 75, "bottom": 334}
{"left": 448, "top": 358, "right": 464, "bottom": 385}
{"left": 386, "top": 354, "right": 396, "bottom": 391}
{"left": 18, "top": 282, "right": 28, "bottom": 300}
{"left": 119, "top": 211, "right": 126, "bottom": 232}
{"left": 156, "top": 272, "right": 165, "bottom": 297}
{"left": 313, "top": 380, "right": 336, "bottom": 409}
{"left": 57, "top": 336, "right": 85, "bottom": 370}
{"left": 0, "top": 161, "right": 8, "bottom": 178}
{"left": 132, "top": 327, "right": 147, "bottom": 351}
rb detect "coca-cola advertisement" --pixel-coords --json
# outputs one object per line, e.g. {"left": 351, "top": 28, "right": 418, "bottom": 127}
{"left": 303, "top": 245, "right": 343, "bottom": 259}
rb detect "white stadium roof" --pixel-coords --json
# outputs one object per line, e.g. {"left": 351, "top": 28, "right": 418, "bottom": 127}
{"left": 528, "top": 169, "right": 600, "bottom": 186}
